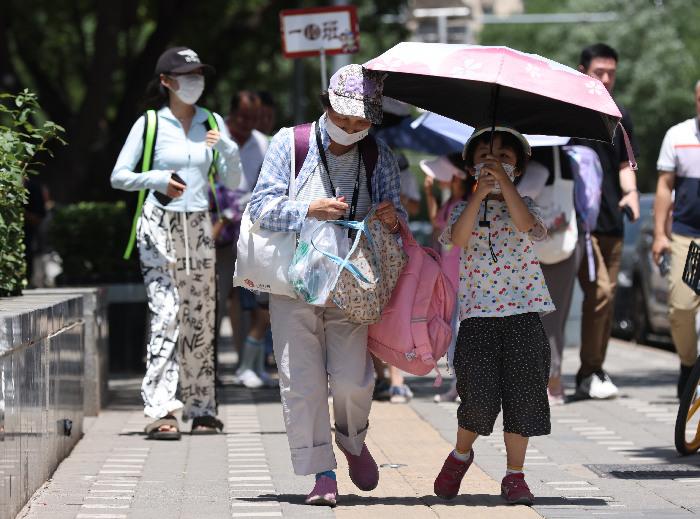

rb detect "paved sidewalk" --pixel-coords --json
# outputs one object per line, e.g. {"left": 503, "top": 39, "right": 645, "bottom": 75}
{"left": 411, "top": 336, "right": 700, "bottom": 519}
{"left": 17, "top": 377, "right": 537, "bottom": 519}
{"left": 16, "top": 298, "right": 700, "bottom": 518}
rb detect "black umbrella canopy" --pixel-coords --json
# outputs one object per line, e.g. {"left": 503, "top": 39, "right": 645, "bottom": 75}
{"left": 379, "top": 72, "right": 619, "bottom": 143}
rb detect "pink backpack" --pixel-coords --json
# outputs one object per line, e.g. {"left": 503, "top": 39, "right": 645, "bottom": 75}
{"left": 367, "top": 221, "right": 457, "bottom": 386}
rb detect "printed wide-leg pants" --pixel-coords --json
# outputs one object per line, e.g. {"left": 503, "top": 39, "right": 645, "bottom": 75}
{"left": 137, "top": 202, "right": 217, "bottom": 420}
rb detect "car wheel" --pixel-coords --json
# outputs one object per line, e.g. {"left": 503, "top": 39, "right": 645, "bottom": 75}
{"left": 633, "top": 283, "right": 650, "bottom": 345}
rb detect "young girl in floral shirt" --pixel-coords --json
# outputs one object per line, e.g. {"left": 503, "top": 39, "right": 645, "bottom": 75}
{"left": 433, "top": 126, "right": 554, "bottom": 506}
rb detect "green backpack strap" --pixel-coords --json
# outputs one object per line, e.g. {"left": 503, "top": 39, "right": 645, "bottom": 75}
{"left": 123, "top": 109, "right": 158, "bottom": 260}
{"left": 201, "top": 108, "right": 222, "bottom": 219}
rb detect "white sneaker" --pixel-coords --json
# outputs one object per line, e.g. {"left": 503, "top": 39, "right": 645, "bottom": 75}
{"left": 237, "top": 369, "right": 264, "bottom": 389}
{"left": 576, "top": 371, "right": 618, "bottom": 399}
{"left": 389, "top": 385, "right": 413, "bottom": 404}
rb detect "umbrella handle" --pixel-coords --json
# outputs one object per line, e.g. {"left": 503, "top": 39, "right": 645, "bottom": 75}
{"left": 618, "top": 123, "right": 638, "bottom": 171}
{"left": 488, "top": 85, "right": 500, "bottom": 153}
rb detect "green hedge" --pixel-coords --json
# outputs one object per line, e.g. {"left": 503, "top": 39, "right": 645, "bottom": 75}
{"left": 49, "top": 201, "right": 141, "bottom": 284}
{"left": 0, "top": 90, "right": 64, "bottom": 297}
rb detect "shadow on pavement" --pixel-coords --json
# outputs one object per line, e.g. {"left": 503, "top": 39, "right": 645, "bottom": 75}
{"left": 257, "top": 493, "right": 610, "bottom": 508}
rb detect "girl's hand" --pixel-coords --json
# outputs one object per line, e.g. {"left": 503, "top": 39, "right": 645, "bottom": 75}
{"left": 166, "top": 175, "right": 186, "bottom": 198}
{"left": 375, "top": 201, "right": 400, "bottom": 233}
{"left": 423, "top": 175, "right": 434, "bottom": 192}
{"left": 206, "top": 129, "right": 221, "bottom": 148}
{"left": 474, "top": 173, "right": 496, "bottom": 200}
{"left": 480, "top": 154, "right": 509, "bottom": 183}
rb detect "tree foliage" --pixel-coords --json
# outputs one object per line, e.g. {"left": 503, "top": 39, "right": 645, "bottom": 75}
{"left": 0, "top": 90, "right": 65, "bottom": 296}
{"left": 479, "top": 0, "right": 700, "bottom": 191}
{"left": 1, "top": 0, "right": 407, "bottom": 203}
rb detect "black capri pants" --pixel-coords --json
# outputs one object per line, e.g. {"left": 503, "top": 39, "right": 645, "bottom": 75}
{"left": 454, "top": 312, "right": 551, "bottom": 437}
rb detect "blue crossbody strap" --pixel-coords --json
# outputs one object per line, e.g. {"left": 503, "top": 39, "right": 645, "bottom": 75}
{"left": 309, "top": 209, "right": 381, "bottom": 286}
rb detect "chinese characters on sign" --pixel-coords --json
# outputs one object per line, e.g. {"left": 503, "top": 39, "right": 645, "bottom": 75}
{"left": 280, "top": 6, "right": 360, "bottom": 58}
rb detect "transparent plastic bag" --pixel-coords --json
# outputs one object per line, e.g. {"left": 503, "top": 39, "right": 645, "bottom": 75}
{"left": 288, "top": 218, "right": 349, "bottom": 305}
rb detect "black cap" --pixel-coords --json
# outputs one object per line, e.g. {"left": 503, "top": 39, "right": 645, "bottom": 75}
{"left": 154, "top": 47, "right": 215, "bottom": 76}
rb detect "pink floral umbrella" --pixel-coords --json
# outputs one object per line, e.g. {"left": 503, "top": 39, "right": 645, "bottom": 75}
{"left": 365, "top": 42, "right": 634, "bottom": 164}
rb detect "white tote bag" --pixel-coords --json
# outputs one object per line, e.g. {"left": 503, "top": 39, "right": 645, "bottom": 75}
{"left": 232, "top": 131, "right": 298, "bottom": 297}
{"left": 533, "top": 147, "right": 578, "bottom": 265}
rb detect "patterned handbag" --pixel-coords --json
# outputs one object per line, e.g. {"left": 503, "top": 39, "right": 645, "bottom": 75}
{"left": 324, "top": 210, "right": 407, "bottom": 325}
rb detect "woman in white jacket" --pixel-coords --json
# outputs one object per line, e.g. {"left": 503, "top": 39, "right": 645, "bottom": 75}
{"left": 111, "top": 47, "right": 242, "bottom": 439}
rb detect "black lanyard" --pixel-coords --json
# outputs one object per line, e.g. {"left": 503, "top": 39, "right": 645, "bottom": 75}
{"left": 479, "top": 200, "right": 498, "bottom": 263}
{"left": 315, "top": 122, "right": 362, "bottom": 222}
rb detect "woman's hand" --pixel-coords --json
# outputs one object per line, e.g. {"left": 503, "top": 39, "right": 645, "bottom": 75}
{"left": 166, "top": 176, "right": 186, "bottom": 198}
{"left": 206, "top": 129, "right": 221, "bottom": 148}
{"left": 423, "top": 175, "right": 434, "bottom": 192}
{"left": 308, "top": 197, "right": 348, "bottom": 220}
{"left": 375, "top": 201, "right": 400, "bottom": 233}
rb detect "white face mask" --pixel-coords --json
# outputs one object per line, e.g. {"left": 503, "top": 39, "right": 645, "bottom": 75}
{"left": 473, "top": 162, "right": 517, "bottom": 194}
{"left": 171, "top": 74, "right": 204, "bottom": 105}
{"left": 325, "top": 114, "right": 370, "bottom": 146}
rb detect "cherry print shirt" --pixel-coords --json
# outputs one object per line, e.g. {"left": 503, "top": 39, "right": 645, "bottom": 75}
{"left": 440, "top": 196, "right": 554, "bottom": 321}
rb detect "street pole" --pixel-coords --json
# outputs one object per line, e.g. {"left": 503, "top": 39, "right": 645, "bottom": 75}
{"left": 319, "top": 47, "right": 328, "bottom": 91}
{"left": 293, "top": 59, "right": 306, "bottom": 125}
{"left": 331, "top": 0, "right": 352, "bottom": 74}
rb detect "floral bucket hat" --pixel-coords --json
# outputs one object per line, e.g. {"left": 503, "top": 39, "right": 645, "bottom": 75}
{"left": 328, "top": 64, "right": 386, "bottom": 125}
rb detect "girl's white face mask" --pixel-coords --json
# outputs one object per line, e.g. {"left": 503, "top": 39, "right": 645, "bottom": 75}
{"left": 171, "top": 74, "right": 205, "bottom": 105}
{"left": 325, "top": 114, "right": 370, "bottom": 146}
{"left": 473, "top": 162, "right": 517, "bottom": 194}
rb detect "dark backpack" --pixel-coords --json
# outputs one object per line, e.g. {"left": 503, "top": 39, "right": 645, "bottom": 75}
{"left": 123, "top": 108, "right": 220, "bottom": 259}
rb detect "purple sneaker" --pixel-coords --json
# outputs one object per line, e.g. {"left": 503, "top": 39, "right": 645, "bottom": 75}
{"left": 305, "top": 476, "right": 337, "bottom": 507}
{"left": 336, "top": 442, "right": 379, "bottom": 491}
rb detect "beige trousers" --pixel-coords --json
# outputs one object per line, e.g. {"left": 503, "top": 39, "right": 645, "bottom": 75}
{"left": 669, "top": 233, "right": 700, "bottom": 367}
{"left": 269, "top": 295, "right": 374, "bottom": 476}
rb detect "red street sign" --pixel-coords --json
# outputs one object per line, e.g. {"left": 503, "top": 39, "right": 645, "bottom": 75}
{"left": 280, "top": 6, "right": 360, "bottom": 59}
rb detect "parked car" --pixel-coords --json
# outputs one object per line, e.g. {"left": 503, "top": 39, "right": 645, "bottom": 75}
{"left": 612, "top": 193, "right": 671, "bottom": 344}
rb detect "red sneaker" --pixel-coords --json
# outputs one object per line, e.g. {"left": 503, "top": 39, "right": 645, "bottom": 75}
{"left": 433, "top": 450, "right": 474, "bottom": 499}
{"left": 336, "top": 442, "right": 379, "bottom": 491}
{"left": 501, "top": 473, "right": 534, "bottom": 506}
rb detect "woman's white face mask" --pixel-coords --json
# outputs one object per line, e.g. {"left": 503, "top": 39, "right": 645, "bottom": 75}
{"left": 325, "top": 114, "right": 370, "bottom": 146}
{"left": 473, "top": 162, "right": 517, "bottom": 194}
{"left": 170, "top": 74, "right": 205, "bottom": 105}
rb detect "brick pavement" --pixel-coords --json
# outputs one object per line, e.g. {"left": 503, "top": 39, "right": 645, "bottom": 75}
{"left": 16, "top": 301, "right": 700, "bottom": 518}
{"left": 17, "top": 378, "right": 538, "bottom": 519}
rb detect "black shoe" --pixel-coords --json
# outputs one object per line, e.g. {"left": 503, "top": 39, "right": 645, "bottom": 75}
{"left": 373, "top": 379, "right": 391, "bottom": 401}
{"left": 678, "top": 364, "right": 694, "bottom": 398}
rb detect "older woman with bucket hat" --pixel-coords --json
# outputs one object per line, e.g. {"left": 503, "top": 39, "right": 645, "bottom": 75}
{"left": 247, "top": 64, "right": 406, "bottom": 506}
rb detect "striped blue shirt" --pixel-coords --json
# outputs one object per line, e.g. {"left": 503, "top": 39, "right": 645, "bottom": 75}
{"left": 249, "top": 114, "right": 406, "bottom": 233}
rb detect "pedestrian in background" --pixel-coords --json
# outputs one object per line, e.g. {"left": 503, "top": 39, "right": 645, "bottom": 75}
{"left": 219, "top": 91, "right": 273, "bottom": 388}
{"left": 111, "top": 47, "right": 242, "bottom": 438}
{"left": 397, "top": 151, "right": 420, "bottom": 217}
{"left": 652, "top": 80, "right": 700, "bottom": 397}
{"left": 573, "top": 43, "right": 640, "bottom": 400}
{"left": 421, "top": 153, "right": 474, "bottom": 404}
{"left": 516, "top": 147, "right": 582, "bottom": 405}
{"left": 256, "top": 90, "right": 277, "bottom": 136}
